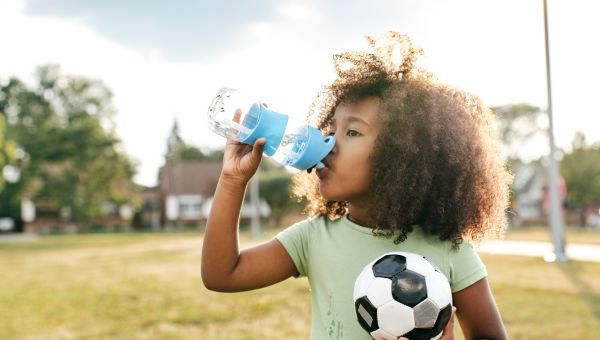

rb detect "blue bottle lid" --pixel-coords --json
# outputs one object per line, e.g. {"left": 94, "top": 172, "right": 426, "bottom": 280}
{"left": 240, "top": 102, "right": 336, "bottom": 170}
{"left": 290, "top": 127, "right": 335, "bottom": 170}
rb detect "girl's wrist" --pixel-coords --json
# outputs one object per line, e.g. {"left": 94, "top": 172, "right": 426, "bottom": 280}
{"left": 219, "top": 173, "right": 250, "bottom": 188}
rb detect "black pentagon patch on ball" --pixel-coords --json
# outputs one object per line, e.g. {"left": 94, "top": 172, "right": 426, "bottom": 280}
{"left": 372, "top": 254, "right": 407, "bottom": 278}
{"left": 430, "top": 303, "right": 453, "bottom": 337}
{"left": 391, "top": 269, "right": 428, "bottom": 307}
{"left": 402, "top": 327, "right": 435, "bottom": 340}
{"left": 355, "top": 296, "right": 379, "bottom": 333}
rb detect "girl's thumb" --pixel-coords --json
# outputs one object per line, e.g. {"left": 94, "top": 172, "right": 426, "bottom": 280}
{"left": 252, "top": 138, "right": 266, "bottom": 159}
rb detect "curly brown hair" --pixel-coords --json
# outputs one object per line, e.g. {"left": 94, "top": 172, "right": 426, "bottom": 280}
{"left": 292, "top": 32, "right": 512, "bottom": 247}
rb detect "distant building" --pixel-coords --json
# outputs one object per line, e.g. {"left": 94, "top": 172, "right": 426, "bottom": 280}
{"left": 23, "top": 200, "right": 133, "bottom": 234}
{"left": 512, "top": 163, "right": 573, "bottom": 226}
{"left": 133, "top": 185, "right": 161, "bottom": 230}
{"left": 159, "top": 160, "right": 222, "bottom": 226}
{"left": 136, "top": 119, "right": 269, "bottom": 229}
{"left": 512, "top": 164, "right": 545, "bottom": 224}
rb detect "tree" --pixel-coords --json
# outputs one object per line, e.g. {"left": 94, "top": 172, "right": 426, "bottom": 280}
{"left": 257, "top": 160, "right": 304, "bottom": 226}
{"left": 0, "top": 65, "right": 140, "bottom": 229}
{"left": 0, "top": 115, "right": 16, "bottom": 192}
{"left": 165, "top": 119, "right": 224, "bottom": 162}
{"left": 491, "top": 103, "right": 545, "bottom": 222}
{"left": 560, "top": 132, "right": 600, "bottom": 226}
{"left": 180, "top": 145, "right": 224, "bottom": 161}
{"left": 0, "top": 76, "right": 48, "bottom": 230}
{"left": 492, "top": 103, "right": 544, "bottom": 162}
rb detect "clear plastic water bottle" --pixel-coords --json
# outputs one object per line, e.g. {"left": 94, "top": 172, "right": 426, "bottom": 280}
{"left": 207, "top": 87, "right": 336, "bottom": 170}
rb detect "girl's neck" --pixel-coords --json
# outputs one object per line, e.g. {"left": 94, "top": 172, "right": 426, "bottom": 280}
{"left": 347, "top": 203, "right": 374, "bottom": 229}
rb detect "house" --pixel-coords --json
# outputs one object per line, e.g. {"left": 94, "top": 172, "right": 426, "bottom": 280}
{"left": 512, "top": 164, "right": 545, "bottom": 225}
{"left": 23, "top": 199, "right": 133, "bottom": 234}
{"left": 142, "top": 119, "right": 270, "bottom": 228}
{"left": 133, "top": 185, "right": 161, "bottom": 230}
{"left": 156, "top": 160, "right": 270, "bottom": 227}
{"left": 159, "top": 160, "right": 221, "bottom": 226}
{"left": 511, "top": 162, "right": 574, "bottom": 226}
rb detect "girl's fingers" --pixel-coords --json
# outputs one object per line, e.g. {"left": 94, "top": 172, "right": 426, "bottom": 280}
{"left": 251, "top": 138, "right": 266, "bottom": 159}
{"left": 439, "top": 306, "right": 457, "bottom": 340}
{"left": 225, "top": 109, "right": 243, "bottom": 142}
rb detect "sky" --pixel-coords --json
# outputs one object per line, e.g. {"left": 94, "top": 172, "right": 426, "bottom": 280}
{"left": 1, "top": 0, "right": 599, "bottom": 186}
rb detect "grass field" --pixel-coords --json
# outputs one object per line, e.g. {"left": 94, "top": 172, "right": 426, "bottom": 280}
{"left": 1, "top": 230, "right": 599, "bottom": 339}
{"left": 503, "top": 225, "right": 600, "bottom": 245}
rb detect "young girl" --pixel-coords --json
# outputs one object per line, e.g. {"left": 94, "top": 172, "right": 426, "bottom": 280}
{"left": 202, "top": 32, "right": 511, "bottom": 339}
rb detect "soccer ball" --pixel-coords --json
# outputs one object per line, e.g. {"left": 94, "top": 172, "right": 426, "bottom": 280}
{"left": 354, "top": 252, "right": 453, "bottom": 340}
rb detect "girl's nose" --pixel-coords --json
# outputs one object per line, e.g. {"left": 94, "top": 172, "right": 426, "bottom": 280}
{"left": 322, "top": 131, "right": 337, "bottom": 154}
{"left": 326, "top": 137, "right": 338, "bottom": 155}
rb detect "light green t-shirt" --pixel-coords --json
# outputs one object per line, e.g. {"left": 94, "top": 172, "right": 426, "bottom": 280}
{"left": 275, "top": 215, "right": 487, "bottom": 340}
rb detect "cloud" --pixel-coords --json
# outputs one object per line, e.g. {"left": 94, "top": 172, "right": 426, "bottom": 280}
{"left": 5, "top": 0, "right": 600, "bottom": 186}
{"left": 22, "top": 0, "right": 421, "bottom": 62}
{"left": 24, "top": 0, "right": 278, "bottom": 61}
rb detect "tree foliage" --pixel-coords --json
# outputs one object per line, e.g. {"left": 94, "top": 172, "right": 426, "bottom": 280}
{"left": 258, "top": 166, "right": 304, "bottom": 226}
{"left": 179, "top": 145, "right": 224, "bottom": 161}
{"left": 0, "top": 115, "right": 17, "bottom": 192}
{"left": 491, "top": 103, "right": 543, "bottom": 161}
{"left": 0, "top": 65, "right": 139, "bottom": 227}
{"left": 561, "top": 132, "right": 600, "bottom": 208}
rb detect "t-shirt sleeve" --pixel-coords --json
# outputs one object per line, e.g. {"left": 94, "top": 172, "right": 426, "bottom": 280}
{"left": 274, "top": 219, "right": 312, "bottom": 278}
{"left": 448, "top": 242, "right": 488, "bottom": 293}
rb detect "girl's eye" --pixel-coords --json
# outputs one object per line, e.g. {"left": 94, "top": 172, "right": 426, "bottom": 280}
{"left": 346, "top": 129, "right": 360, "bottom": 137}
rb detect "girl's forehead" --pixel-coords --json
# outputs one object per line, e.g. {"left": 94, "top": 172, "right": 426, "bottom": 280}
{"left": 331, "top": 97, "right": 381, "bottom": 126}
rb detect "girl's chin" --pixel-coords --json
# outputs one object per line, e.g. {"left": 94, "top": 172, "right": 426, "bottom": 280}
{"left": 318, "top": 187, "right": 332, "bottom": 200}
{"left": 319, "top": 187, "right": 343, "bottom": 202}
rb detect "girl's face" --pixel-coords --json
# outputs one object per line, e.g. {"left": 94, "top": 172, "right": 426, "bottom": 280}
{"left": 316, "top": 97, "right": 381, "bottom": 203}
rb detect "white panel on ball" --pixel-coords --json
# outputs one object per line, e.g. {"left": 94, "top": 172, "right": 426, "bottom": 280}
{"left": 424, "top": 271, "right": 452, "bottom": 308}
{"left": 405, "top": 254, "right": 435, "bottom": 277}
{"left": 377, "top": 301, "right": 415, "bottom": 336}
{"left": 370, "top": 328, "right": 397, "bottom": 340}
{"left": 353, "top": 264, "right": 375, "bottom": 300}
{"left": 366, "top": 277, "right": 394, "bottom": 308}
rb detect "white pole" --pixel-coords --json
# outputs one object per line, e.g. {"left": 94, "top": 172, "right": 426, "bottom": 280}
{"left": 543, "top": 0, "right": 567, "bottom": 262}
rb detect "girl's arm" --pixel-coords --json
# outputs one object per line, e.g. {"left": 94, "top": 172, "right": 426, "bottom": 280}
{"left": 201, "top": 135, "right": 297, "bottom": 292}
{"left": 452, "top": 277, "right": 508, "bottom": 340}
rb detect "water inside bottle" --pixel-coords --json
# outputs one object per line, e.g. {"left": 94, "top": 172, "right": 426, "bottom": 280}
{"left": 207, "top": 88, "right": 258, "bottom": 141}
{"left": 272, "top": 126, "right": 309, "bottom": 167}
{"left": 239, "top": 105, "right": 260, "bottom": 142}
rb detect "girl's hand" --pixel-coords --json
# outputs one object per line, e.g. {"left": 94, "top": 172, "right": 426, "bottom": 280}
{"left": 221, "top": 135, "right": 266, "bottom": 185}
{"left": 220, "top": 109, "right": 266, "bottom": 185}
{"left": 438, "top": 306, "right": 457, "bottom": 339}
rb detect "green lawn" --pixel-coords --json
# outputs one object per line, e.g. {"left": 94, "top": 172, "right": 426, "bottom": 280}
{"left": 0, "top": 232, "right": 599, "bottom": 339}
{"left": 504, "top": 225, "right": 600, "bottom": 245}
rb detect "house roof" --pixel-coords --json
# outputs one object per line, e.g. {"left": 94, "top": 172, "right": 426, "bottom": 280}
{"left": 160, "top": 161, "right": 222, "bottom": 196}
{"left": 515, "top": 171, "right": 538, "bottom": 195}
{"left": 513, "top": 163, "right": 543, "bottom": 190}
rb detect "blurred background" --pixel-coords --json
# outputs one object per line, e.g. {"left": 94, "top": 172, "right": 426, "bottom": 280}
{"left": 1, "top": 0, "right": 599, "bottom": 338}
